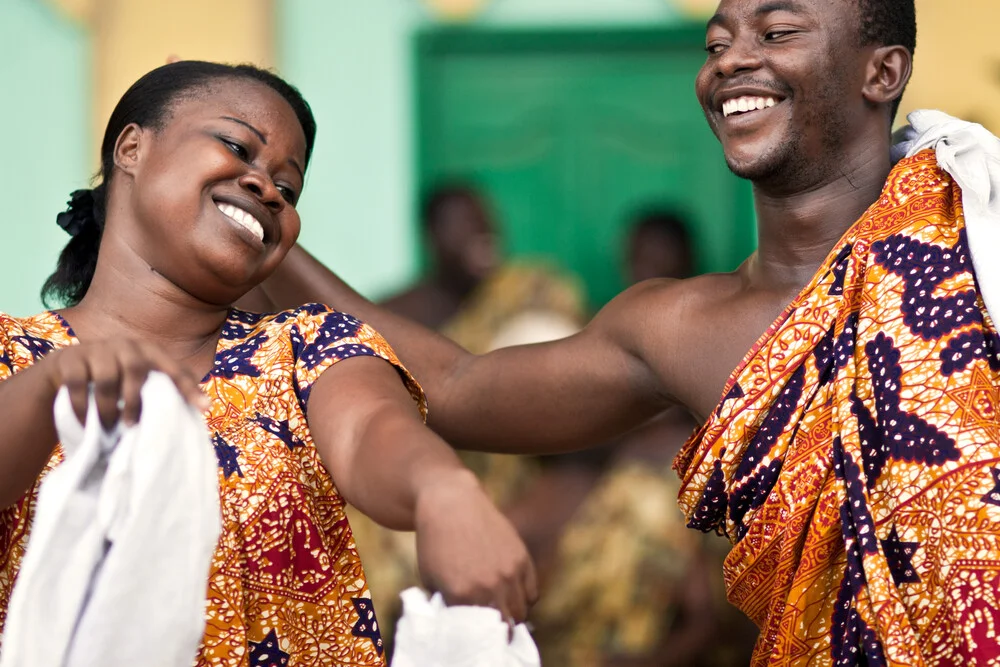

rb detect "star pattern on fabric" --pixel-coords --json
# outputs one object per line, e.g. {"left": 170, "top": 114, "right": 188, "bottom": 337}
{"left": 983, "top": 468, "right": 1000, "bottom": 508}
{"left": 881, "top": 525, "right": 921, "bottom": 586}
{"left": 715, "top": 382, "right": 745, "bottom": 417}
{"left": 255, "top": 415, "right": 304, "bottom": 452}
{"left": 350, "top": 597, "right": 384, "bottom": 655}
{"left": 212, "top": 434, "right": 243, "bottom": 479}
{"left": 949, "top": 365, "right": 998, "bottom": 429}
{"left": 210, "top": 333, "right": 267, "bottom": 380}
{"left": 248, "top": 629, "right": 289, "bottom": 667}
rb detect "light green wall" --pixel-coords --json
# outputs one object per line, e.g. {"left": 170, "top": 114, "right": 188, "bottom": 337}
{"left": 278, "top": 0, "right": 682, "bottom": 299}
{"left": 0, "top": 0, "right": 89, "bottom": 317}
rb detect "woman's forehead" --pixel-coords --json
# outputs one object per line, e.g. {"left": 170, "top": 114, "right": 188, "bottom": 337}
{"left": 169, "top": 80, "right": 307, "bottom": 151}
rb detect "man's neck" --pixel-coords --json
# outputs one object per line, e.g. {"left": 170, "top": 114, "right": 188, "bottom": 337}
{"left": 749, "top": 143, "right": 892, "bottom": 292}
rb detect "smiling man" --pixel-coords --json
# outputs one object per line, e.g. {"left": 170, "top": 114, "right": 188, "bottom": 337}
{"left": 248, "top": 0, "right": 1000, "bottom": 663}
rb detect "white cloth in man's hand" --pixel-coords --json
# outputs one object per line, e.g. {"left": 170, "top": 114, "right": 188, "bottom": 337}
{"left": 0, "top": 372, "right": 220, "bottom": 667}
{"left": 391, "top": 588, "right": 541, "bottom": 667}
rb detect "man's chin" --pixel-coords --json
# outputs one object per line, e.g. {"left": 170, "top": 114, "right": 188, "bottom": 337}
{"left": 724, "top": 150, "right": 785, "bottom": 183}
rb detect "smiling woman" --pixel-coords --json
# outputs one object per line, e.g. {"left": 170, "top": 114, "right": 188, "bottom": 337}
{"left": 0, "top": 61, "right": 535, "bottom": 666}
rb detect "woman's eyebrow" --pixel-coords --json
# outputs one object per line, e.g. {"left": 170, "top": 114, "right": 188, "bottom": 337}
{"left": 220, "top": 116, "right": 267, "bottom": 144}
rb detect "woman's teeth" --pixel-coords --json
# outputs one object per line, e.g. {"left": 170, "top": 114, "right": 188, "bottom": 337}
{"left": 722, "top": 96, "right": 779, "bottom": 118}
{"left": 216, "top": 202, "right": 264, "bottom": 242}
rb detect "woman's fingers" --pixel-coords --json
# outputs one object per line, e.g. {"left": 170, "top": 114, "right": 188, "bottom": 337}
{"left": 140, "top": 342, "right": 210, "bottom": 412}
{"left": 58, "top": 350, "right": 92, "bottom": 425}
{"left": 88, "top": 347, "right": 127, "bottom": 429}
{"left": 46, "top": 339, "right": 208, "bottom": 429}
{"left": 523, "top": 556, "right": 539, "bottom": 606}
{"left": 117, "top": 341, "right": 152, "bottom": 425}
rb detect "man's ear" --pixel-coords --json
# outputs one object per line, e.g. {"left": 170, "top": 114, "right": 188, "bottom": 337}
{"left": 861, "top": 45, "right": 913, "bottom": 109}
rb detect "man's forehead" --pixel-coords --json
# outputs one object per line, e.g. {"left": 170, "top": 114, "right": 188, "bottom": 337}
{"left": 708, "top": 0, "right": 834, "bottom": 26}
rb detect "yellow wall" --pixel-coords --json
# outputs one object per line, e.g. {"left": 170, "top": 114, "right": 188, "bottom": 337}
{"left": 49, "top": 0, "right": 274, "bottom": 156}
{"left": 899, "top": 0, "right": 1000, "bottom": 132}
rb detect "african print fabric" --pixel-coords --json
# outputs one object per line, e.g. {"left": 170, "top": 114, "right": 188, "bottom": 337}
{"left": 0, "top": 305, "right": 425, "bottom": 666}
{"left": 675, "top": 150, "right": 1000, "bottom": 666}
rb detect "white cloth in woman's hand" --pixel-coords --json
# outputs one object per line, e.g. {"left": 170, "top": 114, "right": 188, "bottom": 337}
{"left": 0, "top": 372, "right": 220, "bottom": 667}
{"left": 391, "top": 588, "right": 541, "bottom": 667}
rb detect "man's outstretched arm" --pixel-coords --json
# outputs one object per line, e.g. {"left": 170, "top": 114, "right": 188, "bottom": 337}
{"left": 253, "top": 244, "right": 673, "bottom": 454}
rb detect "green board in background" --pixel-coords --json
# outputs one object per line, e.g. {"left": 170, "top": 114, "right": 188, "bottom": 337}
{"left": 415, "top": 26, "right": 756, "bottom": 310}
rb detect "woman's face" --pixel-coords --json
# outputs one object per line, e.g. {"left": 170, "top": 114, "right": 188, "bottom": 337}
{"left": 113, "top": 78, "right": 308, "bottom": 305}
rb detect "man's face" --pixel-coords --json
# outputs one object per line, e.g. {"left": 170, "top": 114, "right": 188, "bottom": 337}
{"left": 696, "top": 0, "right": 870, "bottom": 189}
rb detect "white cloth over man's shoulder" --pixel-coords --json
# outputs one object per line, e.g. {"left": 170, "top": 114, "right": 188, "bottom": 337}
{"left": 391, "top": 588, "right": 541, "bottom": 667}
{"left": 892, "top": 109, "right": 1000, "bottom": 324}
{"left": 0, "top": 372, "right": 221, "bottom": 667}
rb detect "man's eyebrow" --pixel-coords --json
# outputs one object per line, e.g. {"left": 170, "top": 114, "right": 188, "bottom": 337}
{"left": 708, "top": 0, "right": 808, "bottom": 30}
{"left": 220, "top": 116, "right": 267, "bottom": 144}
{"left": 755, "top": 0, "right": 808, "bottom": 17}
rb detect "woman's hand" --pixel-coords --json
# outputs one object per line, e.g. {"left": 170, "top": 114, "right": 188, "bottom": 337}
{"left": 414, "top": 471, "right": 539, "bottom": 623}
{"left": 41, "top": 339, "right": 209, "bottom": 428}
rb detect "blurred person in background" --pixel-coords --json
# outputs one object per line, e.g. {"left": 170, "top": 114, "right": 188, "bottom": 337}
{"left": 512, "top": 208, "right": 756, "bottom": 667}
{"left": 345, "top": 183, "right": 586, "bottom": 655}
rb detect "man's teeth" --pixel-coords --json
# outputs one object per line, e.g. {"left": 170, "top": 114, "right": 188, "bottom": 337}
{"left": 722, "top": 96, "right": 779, "bottom": 118}
{"left": 216, "top": 202, "right": 264, "bottom": 242}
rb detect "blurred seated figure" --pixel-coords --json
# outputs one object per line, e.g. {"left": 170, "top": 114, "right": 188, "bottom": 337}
{"left": 346, "top": 183, "right": 586, "bottom": 654}
{"left": 510, "top": 207, "right": 758, "bottom": 667}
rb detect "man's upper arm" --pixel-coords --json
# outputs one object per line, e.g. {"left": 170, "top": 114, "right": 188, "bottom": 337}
{"left": 430, "top": 281, "right": 674, "bottom": 454}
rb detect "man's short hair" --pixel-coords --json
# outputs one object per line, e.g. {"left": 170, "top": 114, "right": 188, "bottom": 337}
{"left": 856, "top": 0, "right": 917, "bottom": 121}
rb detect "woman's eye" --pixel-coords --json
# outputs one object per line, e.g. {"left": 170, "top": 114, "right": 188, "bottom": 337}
{"left": 222, "top": 139, "right": 249, "bottom": 160}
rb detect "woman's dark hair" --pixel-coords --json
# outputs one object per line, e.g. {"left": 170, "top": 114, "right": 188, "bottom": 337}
{"left": 42, "top": 61, "right": 317, "bottom": 308}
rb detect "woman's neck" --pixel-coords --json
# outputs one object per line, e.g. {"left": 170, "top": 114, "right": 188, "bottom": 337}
{"left": 62, "top": 242, "right": 230, "bottom": 378}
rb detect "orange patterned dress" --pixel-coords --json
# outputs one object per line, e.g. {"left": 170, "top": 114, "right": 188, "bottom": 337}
{"left": 675, "top": 150, "right": 1000, "bottom": 666}
{"left": 0, "top": 305, "right": 425, "bottom": 666}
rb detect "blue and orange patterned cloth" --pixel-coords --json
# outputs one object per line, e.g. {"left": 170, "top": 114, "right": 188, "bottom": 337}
{"left": 0, "top": 304, "right": 425, "bottom": 666}
{"left": 675, "top": 150, "right": 1000, "bottom": 666}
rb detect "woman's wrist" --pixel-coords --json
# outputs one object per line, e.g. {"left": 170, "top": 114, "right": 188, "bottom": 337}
{"left": 414, "top": 467, "right": 483, "bottom": 527}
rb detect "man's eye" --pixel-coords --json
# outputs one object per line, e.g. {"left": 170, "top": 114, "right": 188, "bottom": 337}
{"left": 705, "top": 43, "right": 727, "bottom": 54}
{"left": 764, "top": 31, "right": 796, "bottom": 41}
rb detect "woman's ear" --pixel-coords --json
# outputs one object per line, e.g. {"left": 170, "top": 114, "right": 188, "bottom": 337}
{"left": 113, "top": 123, "right": 145, "bottom": 177}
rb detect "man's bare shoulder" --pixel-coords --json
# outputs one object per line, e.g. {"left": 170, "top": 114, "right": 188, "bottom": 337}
{"left": 598, "top": 271, "right": 746, "bottom": 328}
{"left": 592, "top": 268, "right": 789, "bottom": 419}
